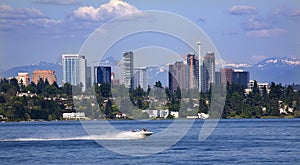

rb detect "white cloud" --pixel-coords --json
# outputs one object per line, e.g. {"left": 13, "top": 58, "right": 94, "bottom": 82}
{"left": 229, "top": 5, "right": 257, "bottom": 15}
{"left": 243, "top": 18, "right": 270, "bottom": 30}
{"left": 71, "top": 0, "right": 139, "bottom": 21}
{"left": 0, "top": 4, "right": 45, "bottom": 19}
{"left": 35, "top": 0, "right": 80, "bottom": 6}
{"left": 246, "top": 28, "right": 287, "bottom": 37}
{"left": 291, "top": 9, "right": 300, "bottom": 17}
{"left": 0, "top": 1, "right": 141, "bottom": 38}
{"left": 0, "top": 5, "right": 61, "bottom": 32}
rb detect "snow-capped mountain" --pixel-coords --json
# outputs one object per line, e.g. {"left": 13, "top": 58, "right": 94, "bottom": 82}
{"left": 254, "top": 57, "right": 300, "bottom": 69}
{"left": 227, "top": 57, "right": 300, "bottom": 84}
{"left": 1, "top": 56, "right": 299, "bottom": 87}
{"left": 224, "top": 62, "right": 252, "bottom": 69}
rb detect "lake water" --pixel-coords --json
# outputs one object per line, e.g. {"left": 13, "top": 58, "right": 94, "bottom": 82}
{"left": 0, "top": 119, "right": 300, "bottom": 164}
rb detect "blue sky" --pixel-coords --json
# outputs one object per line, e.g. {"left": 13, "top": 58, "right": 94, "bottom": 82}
{"left": 0, "top": 0, "right": 299, "bottom": 69}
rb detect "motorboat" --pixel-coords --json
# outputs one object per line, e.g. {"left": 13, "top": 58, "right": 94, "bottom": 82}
{"left": 131, "top": 128, "right": 153, "bottom": 138}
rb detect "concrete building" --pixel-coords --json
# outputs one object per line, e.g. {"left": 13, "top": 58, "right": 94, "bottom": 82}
{"left": 63, "top": 112, "right": 86, "bottom": 120}
{"left": 187, "top": 54, "right": 199, "bottom": 90}
{"left": 201, "top": 52, "right": 215, "bottom": 92}
{"left": 169, "top": 61, "right": 188, "bottom": 91}
{"left": 220, "top": 68, "right": 233, "bottom": 85}
{"left": 232, "top": 70, "right": 250, "bottom": 88}
{"left": 133, "top": 67, "right": 148, "bottom": 91}
{"left": 122, "top": 51, "right": 134, "bottom": 89}
{"left": 245, "top": 80, "right": 270, "bottom": 94}
{"left": 142, "top": 110, "right": 169, "bottom": 119}
{"left": 215, "top": 71, "right": 221, "bottom": 86}
{"left": 32, "top": 70, "right": 57, "bottom": 85}
{"left": 62, "top": 54, "right": 87, "bottom": 91}
{"left": 17, "top": 72, "right": 30, "bottom": 86}
{"left": 111, "top": 72, "right": 120, "bottom": 85}
{"left": 94, "top": 66, "right": 111, "bottom": 86}
{"left": 86, "top": 66, "right": 92, "bottom": 89}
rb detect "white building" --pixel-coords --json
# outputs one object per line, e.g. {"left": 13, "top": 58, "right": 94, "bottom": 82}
{"left": 170, "top": 111, "right": 179, "bottom": 118}
{"left": 63, "top": 112, "right": 86, "bottom": 120}
{"left": 142, "top": 110, "right": 169, "bottom": 118}
{"left": 17, "top": 72, "right": 30, "bottom": 86}
{"left": 62, "top": 54, "right": 87, "bottom": 91}
{"left": 245, "top": 80, "right": 270, "bottom": 94}
{"left": 134, "top": 67, "right": 148, "bottom": 91}
{"left": 122, "top": 51, "right": 134, "bottom": 89}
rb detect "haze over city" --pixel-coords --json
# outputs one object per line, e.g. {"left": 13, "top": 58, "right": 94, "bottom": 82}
{"left": 0, "top": 0, "right": 299, "bottom": 70}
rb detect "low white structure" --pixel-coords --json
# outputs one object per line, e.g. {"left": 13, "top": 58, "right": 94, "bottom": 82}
{"left": 142, "top": 110, "right": 169, "bottom": 118}
{"left": 63, "top": 112, "right": 86, "bottom": 120}
{"left": 198, "top": 113, "right": 209, "bottom": 119}
{"left": 170, "top": 111, "right": 179, "bottom": 118}
{"left": 245, "top": 80, "right": 270, "bottom": 95}
{"left": 16, "top": 91, "right": 37, "bottom": 97}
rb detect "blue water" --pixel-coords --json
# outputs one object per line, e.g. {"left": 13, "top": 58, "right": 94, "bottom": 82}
{"left": 0, "top": 119, "right": 300, "bottom": 164}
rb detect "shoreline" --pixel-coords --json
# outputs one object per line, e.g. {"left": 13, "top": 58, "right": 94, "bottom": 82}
{"left": 1, "top": 115, "right": 299, "bottom": 123}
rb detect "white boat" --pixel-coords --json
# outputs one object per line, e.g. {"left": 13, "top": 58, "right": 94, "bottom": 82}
{"left": 131, "top": 128, "right": 153, "bottom": 138}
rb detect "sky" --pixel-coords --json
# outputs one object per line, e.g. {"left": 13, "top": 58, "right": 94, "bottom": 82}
{"left": 0, "top": 0, "right": 299, "bottom": 70}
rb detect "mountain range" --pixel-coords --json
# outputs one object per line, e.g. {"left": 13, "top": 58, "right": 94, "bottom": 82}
{"left": 0, "top": 62, "right": 63, "bottom": 85}
{"left": 0, "top": 57, "right": 299, "bottom": 86}
{"left": 225, "top": 57, "right": 300, "bottom": 85}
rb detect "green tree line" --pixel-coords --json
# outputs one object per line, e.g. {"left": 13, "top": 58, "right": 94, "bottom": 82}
{"left": 1, "top": 77, "right": 300, "bottom": 121}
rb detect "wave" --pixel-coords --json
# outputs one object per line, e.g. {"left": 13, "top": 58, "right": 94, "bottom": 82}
{"left": 0, "top": 131, "right": 149, "bottom": 142}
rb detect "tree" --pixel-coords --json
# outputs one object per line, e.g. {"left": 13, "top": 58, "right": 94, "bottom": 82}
{"left": 37, "top": 78, "right": 45, "bottom": 94}
{"left": 9, "top": 77, "right": 19, "bottom": 92}
{"left": 62, "top": 83, "right": 72, "bottom": 95}
{"left": 0, "top": 95, "right": 5, "bottom": 103}
{"left": 104, "top": 99, "right": 113, "bottom": 118}
{"left": 155, "top": 81, "right": 162, "bottom": 88}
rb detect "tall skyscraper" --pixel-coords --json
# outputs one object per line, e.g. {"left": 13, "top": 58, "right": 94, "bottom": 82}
{"left": 187, "top": 54, "right": 199, "bottom": 90}
{"left": 201, "top": 52, "right": 215, "bottom": 92}
{"left": 220, "top": 68, "right": 233, "bottom": 85}
{"left": 86, "top": 66, "right": 92, "bottom": 89}
{"left": 169, "top": 61, "right": 188, "bottom": 91}
{"left": 62, "top": 54, "right": 87, "bottom": 91}
{"left": 17, "top": 72, "right": 30, "bottom": 86}
{"left": 232, "top": 70, "right": 250, "bottom": 88}
{"left": 134, "top": 67, "right": 148, "bottom": 91}
{"left": 122, "top": 51, "right": 134, "bottom": 89}
{"left": 215, "top": 71, "right": 221, "bottom": 86}
{"left": 94, "top": 66, "right": 111, "bottom": 86}
{"left": 32, "top": 70, "right": 57, "bottom": 85}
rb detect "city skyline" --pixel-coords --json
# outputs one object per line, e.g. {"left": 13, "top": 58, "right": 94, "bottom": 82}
{"left": 0, "top": 0, "right": 299, "bottom": 70}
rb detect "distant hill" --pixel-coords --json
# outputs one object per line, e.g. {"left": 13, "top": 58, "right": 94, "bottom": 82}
{"left": 0, "top": 61, "right": 62, "bottom": 85}
{"left": 1, "top": 56, "right": 299, "bottom": 87}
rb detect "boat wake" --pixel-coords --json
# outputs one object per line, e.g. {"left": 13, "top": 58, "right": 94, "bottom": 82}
{"left": 0, "top": 131, "right": 152, "bottom": 142}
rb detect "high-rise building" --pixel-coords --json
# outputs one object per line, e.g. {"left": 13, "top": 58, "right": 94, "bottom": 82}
{"left": 169, "top": 61, "right": 188, "bottom": 91}
{"left": 62, "top": 54, "right": 87, "bottom": 91}
{"left": 187, "top": 54, "right": 199, "bottom": 90}
{"left": 122, "top": 51, "right": 134, "bottom": 89}
{"left": 134, "top": 67, "right": 148, "bottom": 91}
{"left": 215, "top": 71, "right": 221, "bottom": 86}
{"left": 201, "top": 52, "right": 215, "bottom": 92}
{"left": 220, "top": 68, "right": 233, "bottom": 85}
{"left": 94, "top": 66, "right": 111, "bottom": 86}
{"left": 86, "top": 66, "right": 92, "bottom": 89}
{"left": 17, "top": 72, "right": 30, "bottom": 86}
{"left": 32, "top": 70, "right": 57, "bottom": 85}
{"left": 232, "top": 70, "right": 250, "bottom": 88}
